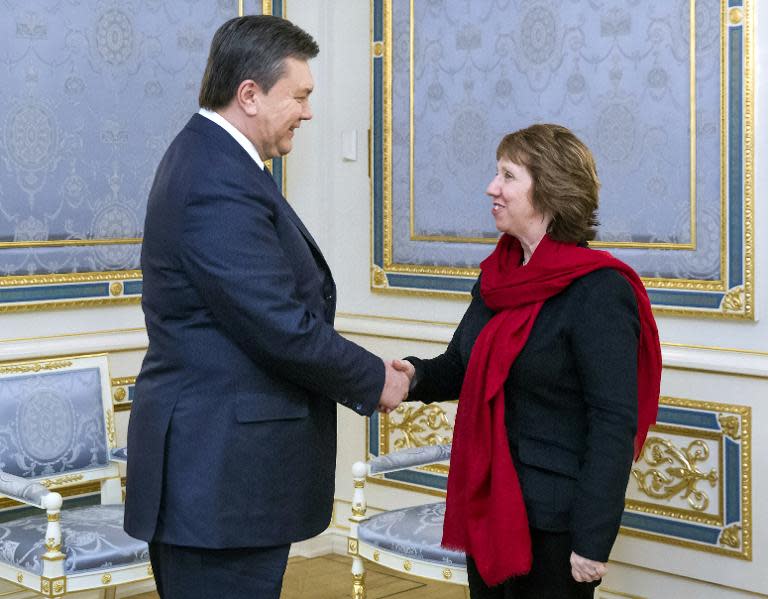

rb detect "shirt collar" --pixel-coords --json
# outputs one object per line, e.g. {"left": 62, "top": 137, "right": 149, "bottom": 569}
{"left": 198, "top": 108, "right": 265, "bottom": 170}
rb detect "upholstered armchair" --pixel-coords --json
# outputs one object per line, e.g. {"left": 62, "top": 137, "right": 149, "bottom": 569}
{"left": 0, "top": 355, "right": 150, "bottom": 598}
{"left": 348, "top": 444, "right": 467, "bottom": 598}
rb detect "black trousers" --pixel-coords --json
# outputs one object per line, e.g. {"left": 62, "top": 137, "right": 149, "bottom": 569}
{"left": 149, "top": 541, "right": 291, "bottom": 599}
{"left": 466, "top": 529, "right": 600, "bottom": 599}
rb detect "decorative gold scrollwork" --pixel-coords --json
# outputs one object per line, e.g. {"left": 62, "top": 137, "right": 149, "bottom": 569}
{"left": 632, "top": 437, "right": 718, "bottom": 511}
{"left": 718, "top": 414, "right": 741, "bottom": 440}
{"left": 347, "top": 538, "right": 359, "bottom": 556}
{"left": 351, "top": 502, "right": 366, "bottom": 517}
{"left": 719, "top": 525, "right": 741, "bottom": 548}
{"left": 0, "top": 360, "right": 72, "bottom": 375}
{"left": 721, "top": 286, "right": 745, "bottom": 313}
{"left": 389, "top": 403, "right": 453, "bottom": 449}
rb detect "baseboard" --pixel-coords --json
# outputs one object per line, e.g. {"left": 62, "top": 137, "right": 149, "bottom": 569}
{"left": 289, "top": 529, "right": 348, "bottom": 558}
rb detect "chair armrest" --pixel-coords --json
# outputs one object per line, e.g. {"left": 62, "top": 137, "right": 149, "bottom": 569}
{"left": 110, "top": 446, "right": 128, "bottom": 463}
{"left": 368, "top": 444, "right": 451, "bottom": 475}
{"left": 0, "top": 470, "right": 51, "bottom": 508}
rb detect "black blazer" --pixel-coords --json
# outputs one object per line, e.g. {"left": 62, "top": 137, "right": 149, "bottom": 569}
{"left": 407, "top": 267, "right": 639, "bottom": 561}
{"left": 125, "top": 114, "right": 384, "bottom": 548}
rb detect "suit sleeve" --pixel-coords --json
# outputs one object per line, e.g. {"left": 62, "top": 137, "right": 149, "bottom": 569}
{"left": 180, "top": 182, "right": 383, "bottom": 417}
{"left": 569, "top": 270, "right": 639, "bottom": 561}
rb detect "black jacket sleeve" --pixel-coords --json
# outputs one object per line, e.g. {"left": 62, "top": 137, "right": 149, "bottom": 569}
{"left": 568, "top": 269, "right": 640, "bottom": 561}
{"left": 403, "top": 280, "right": 485, "bottom": 404}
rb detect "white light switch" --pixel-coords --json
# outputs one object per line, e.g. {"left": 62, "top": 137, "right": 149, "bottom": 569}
{"left": 341, "top": 129, "right": 357, "bottom": 161}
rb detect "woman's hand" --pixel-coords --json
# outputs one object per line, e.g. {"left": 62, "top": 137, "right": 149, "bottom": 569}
{"left": 391, "top": 358, "right": 415, "bottom": 383}
{"left": 570, "top": 551, "right": 606, "bottom": 583}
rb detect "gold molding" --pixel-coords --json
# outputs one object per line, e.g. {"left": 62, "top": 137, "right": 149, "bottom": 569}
{"left": 0, "top": 238, "right": 141, "bottom": 249}
{"left": 0, "top": 360, "right": 72, "bottom": 374}
{"left": 0, "top": 270, "right": 141, "bottom": 287}
{"left": 106, "top": 409, "right": 116, "bottom": 448}
{"left": 0, "top": 296, "right": 141, "bottom": 314}
{"left": 41, "top": 474, "right": 85, "bottom": 489}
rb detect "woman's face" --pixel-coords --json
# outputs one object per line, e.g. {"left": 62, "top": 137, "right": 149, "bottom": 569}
{"left": 486, "top": 157, "right": 542, "bottom": 237}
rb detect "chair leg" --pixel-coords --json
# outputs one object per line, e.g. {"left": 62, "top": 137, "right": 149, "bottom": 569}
{"left": 351, "top": 555, "right": 366, "bottom": 599}
{"left": 102, "top": 587, "right": 116, "bottom": 599}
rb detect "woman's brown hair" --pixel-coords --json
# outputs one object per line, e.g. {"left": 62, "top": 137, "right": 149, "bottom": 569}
{"left": 496, "top": 124, "right": 600, "bottom": 242}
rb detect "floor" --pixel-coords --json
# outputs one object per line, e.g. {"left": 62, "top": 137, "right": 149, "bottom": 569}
{"left": 130, "top": 553, "right": 469, "bottom": 598}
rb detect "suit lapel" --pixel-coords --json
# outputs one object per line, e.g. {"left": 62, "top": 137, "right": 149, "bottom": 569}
{"left": 187, "top": 114, "right": 332, "bottom": 276}
{"left": 258, "top": 167, "right": 331, "bottom": 275}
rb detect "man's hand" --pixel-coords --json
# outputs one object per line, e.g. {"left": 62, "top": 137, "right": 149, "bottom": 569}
{"left": 570, "top": 551, "right": 606, "bottom": 583}
{"left": 378, "top": 360, "right": 409, "bottom": 414}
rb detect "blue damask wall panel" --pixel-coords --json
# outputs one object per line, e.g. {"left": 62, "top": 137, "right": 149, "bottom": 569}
{"left": 372, "top": 0, "right": 755, "bottom": 318}
{"left": 0, "top": 0, "right": 282, "bottom": 311}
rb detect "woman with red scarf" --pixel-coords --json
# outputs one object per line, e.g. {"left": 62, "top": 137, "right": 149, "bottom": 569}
{"left": 395, "top": 124, "right": 661, "bottom": 599}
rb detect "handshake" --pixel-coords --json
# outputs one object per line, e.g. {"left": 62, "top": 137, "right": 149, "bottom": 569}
{"left": 377, "top": 358, "right": 415, "bottom": 415}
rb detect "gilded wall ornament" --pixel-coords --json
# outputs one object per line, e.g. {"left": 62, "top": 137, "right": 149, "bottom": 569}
{"left": 631, "top": 437, "right": 718, "bottom": 511}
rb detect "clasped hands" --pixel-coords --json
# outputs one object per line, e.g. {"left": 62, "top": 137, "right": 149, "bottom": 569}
{"left": 570, "top": 551, "right": 606, "bottom": 583}
{"left": 377, "top": 358, "right": 415, "bottom": 414}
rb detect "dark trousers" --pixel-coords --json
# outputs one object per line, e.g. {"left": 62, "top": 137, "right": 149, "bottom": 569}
{"left": 466, "top": 529, "right": 600, "bottom": 599}
{"left": 149, "top": 541, "right": 291, "bottom": 599}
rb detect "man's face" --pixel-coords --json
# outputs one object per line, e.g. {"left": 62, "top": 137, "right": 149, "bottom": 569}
{"left": 251, "top": 57, "right": 314, "bottom": 160}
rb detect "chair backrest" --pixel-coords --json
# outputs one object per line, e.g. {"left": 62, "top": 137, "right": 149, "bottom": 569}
{"left": 0, "top": 355, "right": 117, "bottom": 485}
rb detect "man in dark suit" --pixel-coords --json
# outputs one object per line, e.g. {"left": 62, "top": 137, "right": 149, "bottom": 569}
{"left": 124, "top": 16, "right": 409, "bottom": 599}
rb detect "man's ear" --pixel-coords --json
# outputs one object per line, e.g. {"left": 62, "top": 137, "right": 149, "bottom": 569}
{"left": 237, "top": 80, "right": 262, "bottom": 116}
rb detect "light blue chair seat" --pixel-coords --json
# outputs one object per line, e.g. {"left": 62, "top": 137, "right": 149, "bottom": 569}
{"left": 0, "top": 504, "right": 148, "bottom": 575}
{"left": 357, "top": 502, "right": 465, "bottom": 567}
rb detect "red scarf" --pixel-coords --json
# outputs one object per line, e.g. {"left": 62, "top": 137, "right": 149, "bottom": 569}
{"left": 441, "top": 234, "right": 661, "bottom": 586}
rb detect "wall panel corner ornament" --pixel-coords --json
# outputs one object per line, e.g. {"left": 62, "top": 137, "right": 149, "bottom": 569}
{"left": 370, "top": 0, "right": 755, "bottom": 318}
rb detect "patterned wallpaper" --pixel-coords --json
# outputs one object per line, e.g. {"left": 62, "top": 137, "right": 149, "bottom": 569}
{"left": 391, "top": 0, "right": 720, "bottom": 279}
{"left": 0, "top": 0, "right": 239, "bottom": 277}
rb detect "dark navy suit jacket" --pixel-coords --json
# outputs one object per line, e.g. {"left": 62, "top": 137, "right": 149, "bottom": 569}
{"left": 124, "top": 114, "right": 384, "bottom": 548}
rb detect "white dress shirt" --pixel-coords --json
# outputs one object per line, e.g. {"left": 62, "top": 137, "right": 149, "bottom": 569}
{"left": 198, "top": 108, "right": 265, "bottom": 170}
